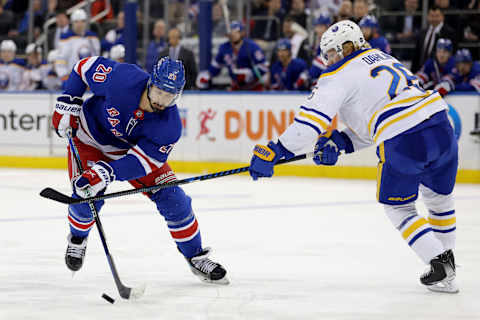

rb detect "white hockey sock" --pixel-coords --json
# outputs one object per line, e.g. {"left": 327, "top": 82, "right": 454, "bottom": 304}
{"left": 384, "top": 203, "right": 445, "bottom": 264}
{"left": 420, "top": 184, "right": 456, "bottom": 250}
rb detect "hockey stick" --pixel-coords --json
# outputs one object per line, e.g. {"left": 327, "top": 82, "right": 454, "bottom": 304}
{"left": 66, "top": 129, "right": 145, "bottom": 300}
{"left": 40, "top": 151, "right": 315, "bottom": 205}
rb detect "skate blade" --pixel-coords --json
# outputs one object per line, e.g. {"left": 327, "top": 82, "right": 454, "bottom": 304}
{"left": 197, "top": 275, "right": 230, "bottom": 285}
{"left": 426, "top": 279, "right": 459, "bottom": 294}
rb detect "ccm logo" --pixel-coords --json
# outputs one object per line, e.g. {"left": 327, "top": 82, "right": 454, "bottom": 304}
{"left": 159, "top": 144, "right": 174, "bottom": 154}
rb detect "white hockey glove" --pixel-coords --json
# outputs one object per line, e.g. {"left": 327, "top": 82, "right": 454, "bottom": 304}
{"left": 196, "top": 70, "right": 211, "bottom": 89}
{"left": 73, "top": 161, "right": 115, "bottom": 198}
{"left": 52, "top": 95, "right": 83, "bottom": 138}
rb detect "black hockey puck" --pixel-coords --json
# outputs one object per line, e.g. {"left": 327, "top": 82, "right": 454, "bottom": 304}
{"left": 102, "top": 293, "right": 115, "bottom": 304}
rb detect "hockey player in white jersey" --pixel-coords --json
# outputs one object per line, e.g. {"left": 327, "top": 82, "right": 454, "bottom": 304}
{"left": 0, "top": 40, "right": 25, "bottom": 91}
{"left": 249, "top": 20, "right": 459, "bottom": 293}
{"left": 56, "top": 9, "right": 100, "bottom": 80}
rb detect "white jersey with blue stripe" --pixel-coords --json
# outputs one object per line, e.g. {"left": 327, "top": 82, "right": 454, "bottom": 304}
{"left": 279, "top": 48, "right": 448, "bottom": 154}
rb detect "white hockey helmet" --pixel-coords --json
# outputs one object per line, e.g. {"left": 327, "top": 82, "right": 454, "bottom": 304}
{"left": 26, "top": 43, "right": 42, "bottom": 55}
{"left": 110, "top": 44, "right": 125, "bottom": 61}
{"left": 0, "top": 39, "right": 17, "bottom": 52}
{"left": 320, "top": 20, "right": 366, "bottom": 65}
{"left": 47, "top": 49, "right": 60, "bottom": 63}
{"left": 71, "top": 8, "right": 87, "bottom": 22}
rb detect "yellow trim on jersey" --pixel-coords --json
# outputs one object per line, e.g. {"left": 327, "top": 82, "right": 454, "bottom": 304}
{"left": 428, "top": 217, "right": 456, "bottom": 226}
{"left": 402, "top": 218, "right": 428, "bottom": 239}
{"left": 376, "top": 142, "right": 385, "bottom": 201}
{"left": 373, "top": 95, "right": 442, "bottom": 143}
{"left": 320, "top": 49, "right": 377, "bottom": 78}
{"left": 298, "top": 111, "right": 329, "bottom": 131}
{"left": 368, "top": 91, "right": 433, "bottom": 136}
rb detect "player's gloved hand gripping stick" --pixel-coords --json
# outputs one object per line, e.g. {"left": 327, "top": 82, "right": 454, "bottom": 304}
{"left": 40, "top": 150, "right": 316, "bottom": 205}
{"left": 66, "top": 128, "right": 145, "bottom": 300}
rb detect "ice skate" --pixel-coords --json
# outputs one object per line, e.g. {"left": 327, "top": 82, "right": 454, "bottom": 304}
{"left": 420, "top": 250, "right": 459, "bottom": 293}
{"left": 65, "top": 234, "right": 88, "bottom": 272}
{"left": 188, "top": 247, "right": 229, "bottom": 285}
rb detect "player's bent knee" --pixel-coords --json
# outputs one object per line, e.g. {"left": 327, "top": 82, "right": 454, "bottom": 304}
{"left": 420, "top": 184, "right": 454, "bottom": 213}
{"left": 152, "top": 186, "right": 192, "bottom": 221}
{"left": 383, "top": 202, "right": 417, "bottom": 229}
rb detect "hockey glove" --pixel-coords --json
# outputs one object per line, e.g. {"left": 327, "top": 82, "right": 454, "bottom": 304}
{"left": 52, "top": 95, "right": 83, "bottom": 138}
{"left": 73, "top": 161, "right": 115, "bottom": 198}
{"left": 233, "top": 68, "right": 253, "bottom": 85}
{"left": 313, "top": 130, "right": 353, "bottom": 166}
{"left": 434, "top": 81, "right": 452, "bottom": 97}
{"left": 249, "top": 141, "right": 294, "bottom": 180}
{"left": 196, "top": 71, "right": 211, "bottom": 89}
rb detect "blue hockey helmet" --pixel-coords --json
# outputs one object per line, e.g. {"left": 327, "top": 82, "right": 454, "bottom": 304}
{"left": 436, "top": 38, "right": 453, "bottom": 52}
{"left": 454, "top": 48, "right": 473, "bottom": 63}
{"left": 229, "top": 21, "right": 244, "bottom": 32}
{"left": 314, "top": 14, "right": 332, "bottom": 26}
{"left": 150, "top": 57, "right": 186, "bottom": 95}
{"left": 359, "top": 15, "right": 378, "bottom": 29}
{"left": 276, "top": 38, "right": 292, "bottom": 51}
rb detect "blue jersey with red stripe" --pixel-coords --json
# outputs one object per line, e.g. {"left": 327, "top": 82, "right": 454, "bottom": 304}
{"left": 208, "top": 38, "right": 268, "bottom": 86}
{"left": 449, "top": 61, "right": 480, "bottom": 92}
{"left": 270, "top": 58, "right": 308, "bottom": 90}
{"left": 62, "top": 56, "right": 182, "bottom": 181}
{"left": 416, "top": 57, "right": 455, "bottom": 88}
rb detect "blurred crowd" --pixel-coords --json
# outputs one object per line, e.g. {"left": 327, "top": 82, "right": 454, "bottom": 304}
{"left": 0, "top": 0, "right": 479, "bottom": 96}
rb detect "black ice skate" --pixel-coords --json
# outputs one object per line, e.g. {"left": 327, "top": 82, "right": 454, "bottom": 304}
{"left": 420, "top": 249, "right": 458, "bottom": 293}
{"left": 65, "top": 234, "right": 88, "bottom": 272}
{"left": 188, "top": 247, "right": 229, "bottom": 285}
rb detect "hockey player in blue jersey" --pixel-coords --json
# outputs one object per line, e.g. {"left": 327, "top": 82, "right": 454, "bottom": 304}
{"left": 269, "top": 39, "right": 309, "bottom": 91}
{"left": 249, "top": 20, "right": 459, "bottom": 293}
{"left": 196, "top": 21, "right": 268, "bottom": 91}
{"left": 416, "top": 38, "right": 455, "bottom": 90}
{"left": 52, "top": 56, "right": 229, "bottom": 285}
{"left": 435, "top": 48, "right": 480, "bottom": 96}
{"left": 359, "top": 15, "right": 391, "bottom": 55}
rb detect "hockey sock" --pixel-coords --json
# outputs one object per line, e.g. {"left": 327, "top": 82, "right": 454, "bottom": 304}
{"left": 384, "top": 203, "right": 445, "bottom": 264}
{"left": 167, "top": 212, "right": 202, "bottom": 259}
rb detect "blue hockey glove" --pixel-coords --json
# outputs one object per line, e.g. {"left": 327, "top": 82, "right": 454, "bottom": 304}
{"left": 313, "top": 130, "right": 353, "bottom": 166}
{"left": 249, "top": 141, "right": 294, "bottom": 180}
{"left": 73, "top": 161, "right": 115, "bottom": 198}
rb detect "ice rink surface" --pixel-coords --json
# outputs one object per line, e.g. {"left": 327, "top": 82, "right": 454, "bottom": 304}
{"left": 1, "top": 168, "right": 479, "bottom": 320}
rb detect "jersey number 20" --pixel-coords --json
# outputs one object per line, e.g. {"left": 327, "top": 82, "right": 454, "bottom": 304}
{"left": 93, "top": 64, "right": 112, "bottom": 83}
{"left": 370, "top": 63, "right": 421, "bottom": 100}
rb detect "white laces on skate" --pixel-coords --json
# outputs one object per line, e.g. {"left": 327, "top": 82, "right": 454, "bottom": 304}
{"left": 191, "top": 248, "right": 218, "bottom": 274}
{"left": 67, "top": 236, "right": 87, "bottom": 258}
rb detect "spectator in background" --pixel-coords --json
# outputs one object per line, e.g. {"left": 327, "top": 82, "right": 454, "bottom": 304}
{"left": 411, "top": 6, "right": 456, "bottom": 73}
{"left": 312, "top": 15, "right": 332, "bottom": 55}
{"left": 90, "top": 0, "right": 114, "bottom": 23}
{"left": 396, "top": 0, "right": 421, "bottom": 43}
{"left": 196, "top": 21, "right": 268, "bottom": 91}
{"left": 57, "top": 9, "right": 101, "bottom": 80}
{"left": 251, "top": 0, "right": 286, "bottom": 43}
{"left": 461, "top": 0, "right": 480, "bottom": 59}
{"left": 435, "top": 48, "right": 480, "bottom": 95}
{"left": 308, "top": 15, "right": 332, "bottom": 87}
{"left": 146, "top": 19, "right": 167, "bottom": 73}
{"left": 289, "top": 0, "right": 308, "bottom": 28}
{"left": 21, "top": 43, "right": 50, "bottom": 90}
{"left": 335, "top": 0, "right": 353, "bottom": 22}
{"left": 0, "top": 4, "right": 15, "bottom": 36}
{"left": 109, "top": 44, "right": 125, "bottom": 63}
{"left": 212, "top": 2, "right": 227, "bottom": 37}
{"left": 51, "top": 9, "right": 70, "bottom": 50}
{"left": 44, "top": 49, "right": 63, "bottom": 91}
{"left": 434, "top": 0, "right": 461, "bottom": 39}
{"left": 17, "top": 0, "right": 45, "bottom": 37}
{"left": 102, "top": 11, "right": 124, "bottom": 55}
{"left": 158, "top": 28, "right": 197, "bottom": 90}
{"left": 416, "top": 38, "right": 455, "bottom": 89}
{"left": 359, "top": 15, "right": 391, "bottom": 54}
{"left": 269, "top": 38, "right": 309, "bottom": 91}
{"left": 280, "top": 15, "right": 311, "bottom": 64}
{"left": 352, "top": 0, "right": 369, "bottom": 24}
{"left": 0, "top": 40, "right": 25, "bottom": 91}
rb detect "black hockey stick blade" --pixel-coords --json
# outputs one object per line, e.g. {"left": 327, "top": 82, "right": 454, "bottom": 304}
{"left": 40, "top": 187, "right": 74, "bottom": 204}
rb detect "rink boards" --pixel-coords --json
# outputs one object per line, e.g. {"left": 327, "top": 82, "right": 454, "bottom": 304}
{"left": 0, "top": 91, "right": 478, "bottom": 183}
